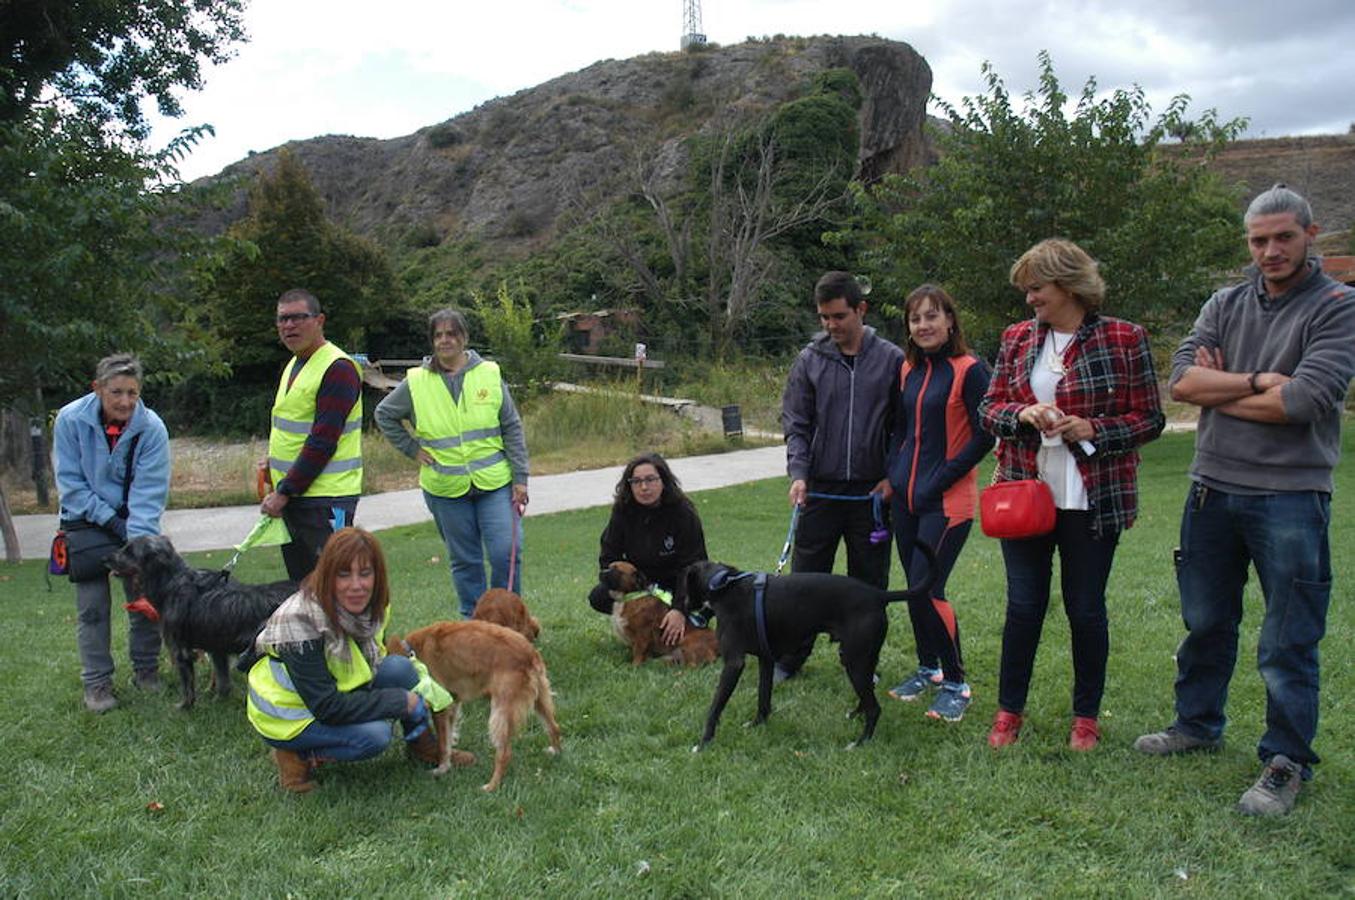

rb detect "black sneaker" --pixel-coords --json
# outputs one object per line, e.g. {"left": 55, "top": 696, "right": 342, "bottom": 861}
{"left": 83, "top": 682, "right": 118, "bottom": 713}
{"left": 1132, "top": 726, "right": 1220, "bottom": 755}
{"left": 1237, "top": 755, "right": 1301, "bottom": 816}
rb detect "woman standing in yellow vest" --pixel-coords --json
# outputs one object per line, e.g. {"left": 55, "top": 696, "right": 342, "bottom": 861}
{"left": 376, "top": 308, "right": 530, "bottom": 617}
{"left": 246, "top": 527, "right": 465, "bottom": 793}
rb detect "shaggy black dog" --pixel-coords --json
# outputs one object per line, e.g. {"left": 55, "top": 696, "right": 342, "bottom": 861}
{"left": 108, "top": 535, "right": 296, "bottom": 709}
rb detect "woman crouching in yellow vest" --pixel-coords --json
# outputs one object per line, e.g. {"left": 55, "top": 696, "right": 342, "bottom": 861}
{"left": 246, "top": 527, "right": 472, "bottom": 792}
{"left": 376, "top": 308, "right": 531, "bottom": 617}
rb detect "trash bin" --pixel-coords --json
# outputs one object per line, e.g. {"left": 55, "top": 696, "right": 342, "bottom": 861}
{"left": 721, "top": 404, "right": 743, "bottom": 439}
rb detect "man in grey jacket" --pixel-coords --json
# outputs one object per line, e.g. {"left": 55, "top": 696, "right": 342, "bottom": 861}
{"left": 1135, "top": 184, "right": 1355, "bottom": 817}
{"left": 778, "top": 271, "right": 904, "bottom": 678}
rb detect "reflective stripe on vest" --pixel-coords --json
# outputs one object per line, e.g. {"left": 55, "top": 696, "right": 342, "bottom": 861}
{"left": 246, "top": 637, "right": 375, "bottom": 741}
{"left": 406, "top": 362, "right": 511, "bottom": 497}
{"left": 268, "top": 341, "right": 363, "bottom": 497}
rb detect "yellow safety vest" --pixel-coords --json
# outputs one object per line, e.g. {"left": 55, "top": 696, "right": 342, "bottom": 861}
{"left": 246, "top": 635, "right": 377, "bottom": 741}
{"left": 268, "top": 341, "right": 363, "bottom": 497}
{"left": 406, "top": 362, "right": 512, "bottom": 498}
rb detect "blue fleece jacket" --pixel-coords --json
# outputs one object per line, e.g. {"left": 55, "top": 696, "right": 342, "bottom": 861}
{"left": 54, "top": 392, "right": 171, "bottom": 537}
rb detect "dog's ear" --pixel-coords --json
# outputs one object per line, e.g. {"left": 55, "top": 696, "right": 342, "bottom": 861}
{"left": 705, "top": 563, "right": 744, "bottom": 593}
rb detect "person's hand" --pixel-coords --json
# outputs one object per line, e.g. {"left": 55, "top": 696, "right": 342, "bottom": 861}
{"left": 405, "top": 690, "right": 424, "bottom": 716}
{"left": 416, "top": 449, "right": 437, "bottom": 466}
{"left": 512, "top": 483, "right": 529, "bottom": 511}
{"left": 660, "top": 608, "right": 686, "bottom": 646}
{"left": 107, "top": 515, "right": 128, "bottom": 542}
{"left": 1251, "top": 372, "right": 1292, "bottom": 392}
{"left": 1194, "top": 346, "right": 1225, "bottom": 370}
{"left": 872, "top": 478, "right": 893, "bottom": 503}
{"left": 788, "top": 479, "right": 807, "bottom": 507}
{"left": 1048, "top": 414, "right": 1095, "bottom": 442}
{"left": 260, "top": 490, "right": 289, "bottom": 517}
{"left": 1018, "top": 403, "right": 1061, "bottom": 432}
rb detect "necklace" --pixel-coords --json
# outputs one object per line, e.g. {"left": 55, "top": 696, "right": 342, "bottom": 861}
{"left": 1047, "top": 330, "right": 1076, "bottom": 375}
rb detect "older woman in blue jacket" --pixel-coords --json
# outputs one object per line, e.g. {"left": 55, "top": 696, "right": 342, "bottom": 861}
{"left": 55, "top": 353, "right": 171, "bottom": 712}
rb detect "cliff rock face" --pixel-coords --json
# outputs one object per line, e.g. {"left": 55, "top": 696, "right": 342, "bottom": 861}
{"left": 201, "top": 36, "right": 933, "bottom": 248}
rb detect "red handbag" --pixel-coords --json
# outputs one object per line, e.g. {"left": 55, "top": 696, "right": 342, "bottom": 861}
{"left": 980, "top": 478, "right": 1056, "bottom": 539}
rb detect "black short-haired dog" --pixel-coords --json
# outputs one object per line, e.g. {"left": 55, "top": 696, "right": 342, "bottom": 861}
{"left": 678, "top": 547, "right": 936, "bottom": 749}
{"left": 108, "top": 535, "right": 297, "bottom": 709}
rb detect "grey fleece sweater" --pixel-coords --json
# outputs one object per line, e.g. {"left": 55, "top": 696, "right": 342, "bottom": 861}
{"left": 1171, "top": 261, "right": 1355, "bottom": 493}
{"left": 373, "top": 350, "right": 530, "bottom": 485}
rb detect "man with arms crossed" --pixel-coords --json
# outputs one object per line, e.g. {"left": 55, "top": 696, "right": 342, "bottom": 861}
{"left": 1135, "top": 184, "right": 1355, "bottom": 816}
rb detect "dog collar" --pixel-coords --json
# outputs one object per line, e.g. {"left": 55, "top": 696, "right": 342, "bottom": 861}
{"left": 622, "top": 586, "right": 672, "bottom": 605}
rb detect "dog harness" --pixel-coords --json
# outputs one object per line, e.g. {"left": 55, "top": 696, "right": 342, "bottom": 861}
{"left": 705, "top": 568, "right": 772, "bottom": 658}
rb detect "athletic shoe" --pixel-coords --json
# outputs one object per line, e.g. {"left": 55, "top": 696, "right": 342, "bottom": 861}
{"left": 1132, "top": 726, "right": 1221, "bottom": 755}
{"left": 1069, "top": 716, "right": 1100, "bottom": 751}
{"left": 1237, "top": 755, "right": 1302, "bottom": 817}
{"left": 925, "top": 681, "right": 972, "bottom": 722}
{"left": 83, "top": 682, "right": 118, "bottom": 713}
{"left": 888, "top": 666, "right": 943, "bottom": 702}
{"left": 987, "top": 709, "right": 1023, "bottom": 748}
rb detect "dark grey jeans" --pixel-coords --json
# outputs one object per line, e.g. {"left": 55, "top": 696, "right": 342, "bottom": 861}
{"left": 75, "top": 575, "right": 161, "bottom": 688}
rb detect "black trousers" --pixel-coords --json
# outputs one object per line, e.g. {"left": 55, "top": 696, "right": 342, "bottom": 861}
{"left": 779, "top": 479, "right": 891, "bottom": 674}
{"left": 280, "top": 497, "right": 359, "bottom": 582}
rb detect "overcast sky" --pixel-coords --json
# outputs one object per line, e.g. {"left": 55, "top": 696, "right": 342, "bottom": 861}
{"left": 151, "top": 0, "right": 1355, "bottom": 182}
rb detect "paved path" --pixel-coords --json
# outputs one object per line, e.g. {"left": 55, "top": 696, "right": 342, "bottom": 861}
{"left": 10, "top": 445, "right": 788, "bottom": 561}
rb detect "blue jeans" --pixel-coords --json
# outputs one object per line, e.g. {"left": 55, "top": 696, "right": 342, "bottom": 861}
{"left": 263, "top": 655, "right": 421, "bottom": 762}
{"left": 997, "top": 511, "right": 1120, "bottom": 718}
{"left": 424, "top": 486, "right": 522, "bottom": 617}
{"left": 1172, "top": 483, "right": 1330, "bottom": 774}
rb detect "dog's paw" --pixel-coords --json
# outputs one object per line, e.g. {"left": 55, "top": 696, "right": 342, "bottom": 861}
{"left": 431, "top": 764, "right": 450, "bottom": 777}
{"left": 544, "top": 746, "right": 559, "bottom": 756}
{"left": 691, "top": 742, "right": 703, "bottom": 753}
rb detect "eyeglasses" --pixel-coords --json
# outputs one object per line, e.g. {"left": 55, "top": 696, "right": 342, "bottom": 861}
{"left": 627, "top": 475, "right": 662, "bottom": 487}
{"left": 276, "top": 312, "right": 318, "bottom": 325}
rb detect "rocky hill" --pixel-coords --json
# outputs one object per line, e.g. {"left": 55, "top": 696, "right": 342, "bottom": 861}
{"left": 201, "top": 35, "right": 933, "bottom": 251}
{"left": 1200, "top": 134, "right": 1355, "bottom": 234}
{"left": 197, "top": 37, "right": 1353, "bottom": 253}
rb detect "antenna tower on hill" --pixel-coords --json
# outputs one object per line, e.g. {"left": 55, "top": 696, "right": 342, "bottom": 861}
{"left": 681, "top": 0, "right": 706, "bottom": 50}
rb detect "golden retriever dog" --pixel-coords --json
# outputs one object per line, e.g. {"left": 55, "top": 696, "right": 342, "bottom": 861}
{"left": 472, "top": 588, "right": 540, "bottom": 642}
{"left": 388, "top": 621, "right": 561, "bottom": 792}
{"left": 593, "top": 561, "right": 719, "bottom": 667}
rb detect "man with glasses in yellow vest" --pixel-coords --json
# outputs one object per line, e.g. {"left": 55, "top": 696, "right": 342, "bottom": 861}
{"left": 260, "top": 288, "right": 363, "bottom": 580}
{"left": 376, "top": 307, "right": 529, "bottom": 616}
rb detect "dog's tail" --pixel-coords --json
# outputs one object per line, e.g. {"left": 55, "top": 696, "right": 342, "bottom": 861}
{"left": 882, "top": 538, "right": 939, "bottom": 604}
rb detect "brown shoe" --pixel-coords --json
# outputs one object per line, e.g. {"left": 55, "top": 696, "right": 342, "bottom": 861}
{"left": 271, "top": 748, "right": 316, "bottom": 793}
{"left": 406, "top": 729, "right": 442, "bottom": 766}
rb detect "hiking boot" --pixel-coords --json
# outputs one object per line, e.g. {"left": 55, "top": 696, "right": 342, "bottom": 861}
{"left": 1237, "top": 755, "right": 1302, "bottom": 817}
{"left": 406, "top": 729, "right": 442, "bottom": 766}
{"left": 83, "top": 682, "right": 118, "bottom": 713}
{"left": 925, "top": 681, "right": 972, "bottom": 722}
{"left": 888, "top": 666, "right": 943, "bottom": 702}
{"left": 1133, "top": 726, "right": 1220, "bottom": 756}
{"left": 271, "top": 749, "right": 316, "bottom": 793}
{"left": 133, "top": 669, "right": 162, "bottom": 692}
{"left": 987, "top": 710, "right": 1023, "bottom": 748}
{"left": 1069, "top": 716, "right": 1100, "bottom": 751}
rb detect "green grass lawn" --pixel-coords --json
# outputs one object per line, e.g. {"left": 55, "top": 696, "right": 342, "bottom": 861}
{"left": 2, "top": 432, "right": 1352, "bottom": 896}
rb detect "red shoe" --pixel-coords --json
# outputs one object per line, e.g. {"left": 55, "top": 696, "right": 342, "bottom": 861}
{"left": 987, "top": 710, "right": 1023, "bottom": 748}
{"left": 1069, "top": 716, "right": 1100, "bottom": 751}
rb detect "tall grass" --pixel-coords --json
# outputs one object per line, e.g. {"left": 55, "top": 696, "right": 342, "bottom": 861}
{"left": 1, "top": 431, "right": 1352, "bottom": 895}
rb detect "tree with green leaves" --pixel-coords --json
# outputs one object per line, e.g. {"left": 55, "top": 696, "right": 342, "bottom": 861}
{"left": 0, "top": 1, "right": 246, "bottom": 558}
{"left": 180, "top": 150, "right": 405, "bottom": 433}
{"left": 834, "top": 53, "right": 1247, "bottom": 354}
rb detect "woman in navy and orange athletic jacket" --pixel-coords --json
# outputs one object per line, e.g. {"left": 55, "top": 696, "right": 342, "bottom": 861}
{"left": 885, "top": 285, "right": 993, "bottom": 722}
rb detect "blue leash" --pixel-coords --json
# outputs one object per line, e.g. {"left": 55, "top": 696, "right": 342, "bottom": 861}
{"left": 803, "top": 491, "right": 891, "bottom": 544}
